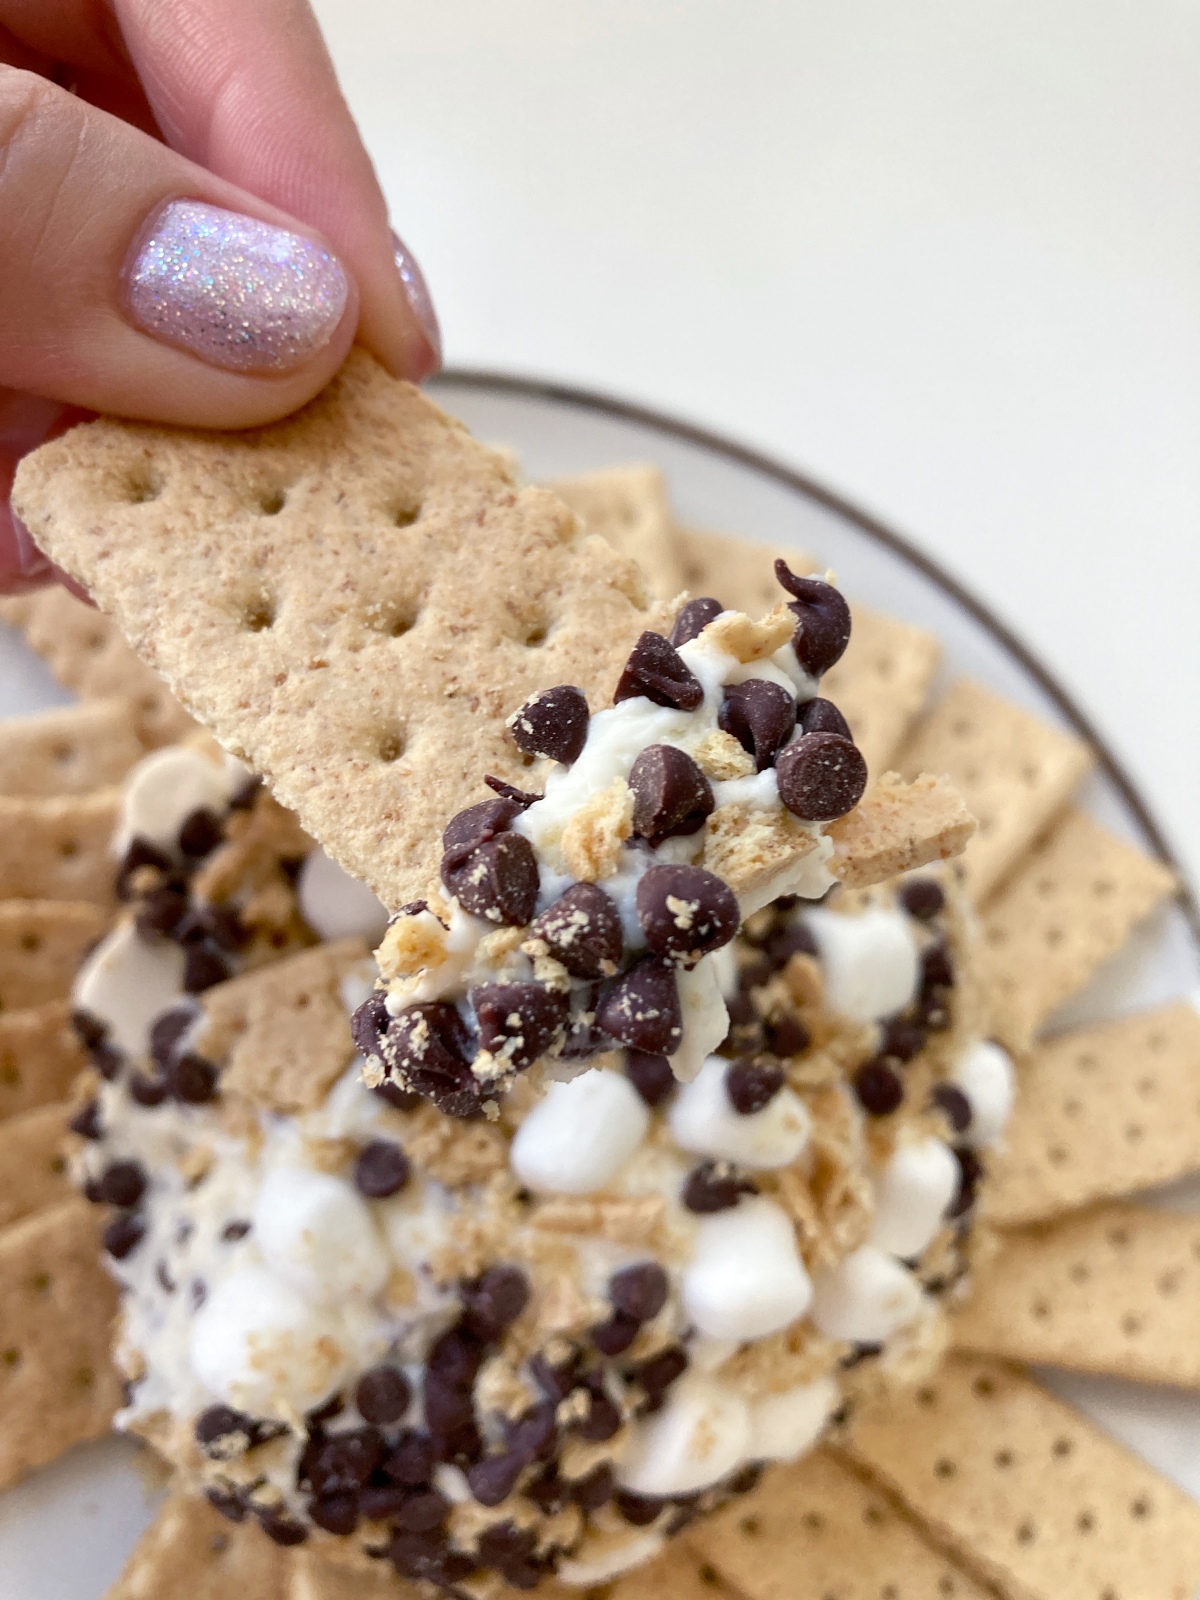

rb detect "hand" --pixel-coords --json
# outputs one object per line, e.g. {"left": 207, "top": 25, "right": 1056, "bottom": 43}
{"left": 0, "top": 0, "right": 441, "bottom": 593}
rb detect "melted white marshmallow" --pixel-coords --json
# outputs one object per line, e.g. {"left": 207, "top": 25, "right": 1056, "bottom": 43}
{"left": 810, "top": 1245, "right": 925, "bottom": 1343}
{"left": 297, "top": 849, "right": 390, "bottom": 944}
{"left": 73, "top": 920, "right": 185, "bottom": 1058}
{"left": 617, "top": 1376, "right": 751, "bottom": 1496}
{"left": 804, "top": 906, "right": 920, "bottom": 1023}
{"left": 509, "top": 1068, "right": 649, "bottom": 1194}
{"left": 682, "top": 1197, "right": 812, "bottom": 1341}
{"left": 668, "top": 962, "right": 731, "bottom": 1083}
{"left": 115, "top": 745, "right": 239, "bottom": 856}
{"left": 869, "top": 1137, "right": 959, "bottom": 1259}
{"left": 668, "top": 1055, "right": 811, "bottom": 1170}
{"left": 748, "top": 1374, "right": 839, "bottom": 1462}
{"left": 252, "top": 1167, "right": 390, "bottom": 1303}
{"left": 557, "top": 1532, "right": 667, "bottom": 1587}
{"left": 952, "top": 1040, "right": 1016, "bottom": 1147}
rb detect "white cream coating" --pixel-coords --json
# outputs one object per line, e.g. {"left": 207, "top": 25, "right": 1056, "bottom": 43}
{"left": 668, "top": 1055, "right": 811, "bottom": 1170}
{"left": 73, "top": 920, "right": 185, "bottom": 1059}
{"left": 509, "top": 1068, "right": 650, "bottom": 1194}
{"left": 668, "top": 961, "right": 730, "bottom": 1083}
{"left": 804, "top": 906, "right": 920, "bottom": 1023}
{"left": 297, "top": 848, "right": 390, "bottom": 944}
{"left": 682, "top": 1197, "right": 813, "bottom": 1341}
{"left": 115, "top": 744, "right": 243, "bottom": 856}
{"left": 868, "top": 1136, "right": 959, "bottom": 1259}
{"left": 616, "top": 1375, "right": 752, "bottom": 1496}
{"left": 952, "top": 1039, "right": 1016, "bottom": 1147}
{"left": 748, "top": 1374, "right": 840, "bottom": 1461}
{"left": 252, "top": 1166, "right": 390, "bottom": 1302}
{"left": 810, "top": 1245, "right": 926, "bottom": 1344}
{"left": 556, "top": 1531, "right": 667, "bottom": 1587}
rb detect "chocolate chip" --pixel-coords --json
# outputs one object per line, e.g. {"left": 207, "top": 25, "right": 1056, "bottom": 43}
{"left": 879, "top": 1016, "right": 926, "bottom": 1064}
{"left": 841, "top": 1341, "right": 883, "bottom": 1369}
{"left": 389, "top": 1530, "right": 475, "bottom": 1586}
{"left": 628, "top": 744, "right": 714, "bottom": 846}
{"left": 769, "top": 921, "right": 818, "bottom": 964}
{"left": 682, "top": 1160, "right": 756, "bottom": 1213}
{"left": 764, "top": 1014, "right": 810, "bottom": 1056}
{"left": 615, "top": 1489, "right": 663, "bottom": 1526}
{"left": 774, "top": 562, "right": 852, "bottom": 676}
{"left": 221, "top": 1219, "right": 251, "bottom": 1242}
{"left": 530, "top": 883, "right": 623, "bottom": 979}
{"left": 359, "top": 1480, "right": 410, "bottom": 1520}
{"left": 636, "top": 864, "right": 739, "bottom": 966}
{"left": 306, "top": 1393, "right": 346, "bottom": 1428}
{"left": 524, "top": 1467, "right": 570, "bottom": 1515}
{"left": 381, "top": 1429, "right": 436, "bottom": 1486}
{"left": 625, "top": 1049, "right": 677, "bottom": 1107}
{"left": 932, "top": 1083, "right": 972, "bottom": 1134}
{"left": 614, "top": 631, "right": 704, "bottom": 711}
{"left": 103, "top": 1212, "right": 145, "bottom": 1259}
{"left": 529, "top": 1349, "right": 582, "bottom": 1402}
{"left": 168, "top": 1052, "right": 219, "bottom": 1104}
{"left": 442, "top": 797, "right": 523, "bottom": 854}
{"left": 229, "top": 774, "right": 261, "bottom": 810}
{"left": 634, "top": 1345, "right": 689, "bottom": 1401}
{"left": 372, "top": 1080, "right": 424, "bottom": 1113}
{"left": 670, "top": 597, "right": 724, "bottom": 647}
{"left": 310, "top": 1491, "right": 359, "bottom": 1536}
{"left": 116, "top": 837, "right": 171, "bottom": 899}
{"left": 478, "top": 1521, "right": 545, "bottom": 1588}
{"left": 68, "top": 1099, "right": 103, "bottom": 1140}
{"left": 949, "top": 1145, "right": 984, "bottom": 1217}
{"left": 725, "top": 1058, "right": 785, "bottom": 1114}
{"left": 442, "top": 833, "right": 539, "bottom": 927}
{"left": 428, "top": 1327, "right": 486, "bottom": 1389}
{"left": 590, "top": 1310, "right": 640, "bottom": 1356}
{"left": 205, "top": 1486, "right": 247, "bottom": 1523}
{"left": 471, "top": 981, "right": 568, "bottom": 1072}
{"left": 356, "top": 1365, "right": 412, "bottom": 1425}
{"left": 195, "top": 1404, "right": 251, "bottom": 1454}
{"left": 354, "top": 999, "right": 481, "bottom": 1120}
{"left": 94, "top": 1160, "right": 146, "bottom": 1208}
{"left": 178, "top": 807, "right": 225, "bottom": 859}
{"left": 797, "top": 696, "right": 852, "bottom": 739}
{"left": 392, "top": 1487, "right": 452, "bottom": 1532}
{"left": 571, "top": 1462, "right": 614, "bottom": 1511}
{"left": 257, "top": 1509, "right": 309, "bottom": 1547}
{"left": 775, "top": 732, "right": 868, "bottom": 821}
{"left": 853, "top": 1060, "right": 905, "bottom": 1116}
{"left": 354, "top": 1139, "right": 411, "bottom": 1199}
{"left": 610, "top": 1262, "right": 669, "bottom": 1321}
{"left": 461, "top": 1265, "right": 530, "bottom": 1340}
{"left": 128, "top": 1070, "right": 169, "bottom": 1107}
{"left": 182, "top": 942, "right": 230, "bottom": 993}
{"left": 70, "top": 1008, "right": 108, "bottom": 1051}
{"left": 303, "top": 1427, "right": 386, "bottom": 1494}
{"left": 900, "top": 877, "right": 945, "bottom": 920}
{"left": 576, "top": 1389, "right": 621, "bottom": 1442}
{"left": 135, "top": 887, "right": 190, "bottom": 940}
{"left": 483, "top": 775, "right": 542, "bottom": 807}
{"left": 505, "top": 1399, "right": 559, "bottom": 1462}
{"left": 719, "top": 680, "right": 797, "bottom": 770}
{"left": 508, "top": 685, "right": 590, "bottom": 764}
{"left": 921, "top": 942, "right": 955, "bottom": 991}
{"left": 596, "top": 956, "right": 683, "bottom": 1054}
{"left": 728, "top": 1462, "right": 764, "bottom": 1496}
{"left": 423, "top": 1373, "right": 476, "bottom": 1438}
{"left": 149, "top": 1004, "right": 194, "bottom": 1068}
{"left": 467, "top": 1451, "right": 527, "bottom": 1507}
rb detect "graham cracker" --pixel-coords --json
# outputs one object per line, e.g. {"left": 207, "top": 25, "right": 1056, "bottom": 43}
{"left": 0, "top": 791, "right": 120, "bottom": 905}
{"left": 0, "top": 1000, "right": 86, "bottom": 1120}
{"left": 0, "top": 699, "right": 144, "bottom": 797}
{"left": 289, "top": 1550, "right": 412, "bottom": 1599}
{"left": 590, "top": 1542, "right": 748, "bottom": 1600}
{"left": 827, "top": 771, "right": 977, "bottom": 888}
{"left": 551, "top": 465, "right": 683, "bottom": 606}
{"left": 686, "top": 1448, "right": 991, "bottom": 1600}
{"left": 0, "top": 1197, "right": 122, "bottom": 1489}
{"left": 822, "top": 607, "right": 943, "bottom": 777}
{"left": 0, "top": 1100, "right": 71, "bottom": 1228}
{"left": 105, "top": 1490, "right": 293, "bottom": 1600}
{"left": 986, "top": 1003, "right": 1200, "bottom": 1227}
{"left": 195, "top": 937, "right": 370, "bottom": 1114}
{"left": 844, "top": 1352, "right": 1200, "bottom": 1600}
{"left": 898, "top": 681, "right": 1093, "bottom": 903}
{"left": 14, "top": 352, "right": 675, "bottom": 910}
{"left": 670, "top": 525, "right": 806, "bottom": 618}
{"left": 952, "top": 1203, "right": 1200, "bottom": 1388}
{"left": 978, "top": 809, "right": 1177, "bottom": 1052}
{"left": 0, "top": 899, "right": 110, "bottom": 1010}
{"left": 0, "top": 588, "right": 194, "bottom": 748}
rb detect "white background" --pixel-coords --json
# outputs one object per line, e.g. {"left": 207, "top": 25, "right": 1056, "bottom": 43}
{"left": 314, "top": 0, "right": 1200, "bottom": 886}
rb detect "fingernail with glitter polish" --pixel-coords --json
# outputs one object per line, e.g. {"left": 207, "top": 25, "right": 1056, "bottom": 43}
{"left": 125, "top": 200, "right": 350, "bottom": 374}
{"left": 391, "top": 230, "right": 442, "bottom": 374}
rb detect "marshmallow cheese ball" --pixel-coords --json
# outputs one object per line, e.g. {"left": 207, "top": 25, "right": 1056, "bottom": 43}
{"left": 67, "top": 570, "right": 1010, "bottom": 1594}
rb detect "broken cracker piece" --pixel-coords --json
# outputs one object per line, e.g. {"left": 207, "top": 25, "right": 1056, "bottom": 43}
{"left": 826, "top": 771, "right": 976, "bottom": 888}
{"left": 702, "top": 602, "right": 793, "bottom": 663}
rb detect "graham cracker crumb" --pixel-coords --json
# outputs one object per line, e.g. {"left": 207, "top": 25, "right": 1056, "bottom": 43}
{"left": 703, "top": 603, "right": 794, "bottom": 663}
{"left": 693, "top": 729, "right": 756, "bottom": 782}
{"left": 561, "top": 778, "right": 634, "bottom": 881}
{"left": 703, "top": 802, "right": 818, "bottom": 898}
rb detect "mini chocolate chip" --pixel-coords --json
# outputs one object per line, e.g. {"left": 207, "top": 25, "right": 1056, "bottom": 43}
{"left": 841, "top": 1341, "right": 883, "bottom": 1368}
{"left": 103, "top": 1212, "right": 145, "bottom": 1259}
{"left": 382, "top": 1429, "right": 436, "bottom": 1486}
{"left": 949, "top": 1145, "right": 984, "bottom": 1217}
{"left": 571, "top": 1462, "right": 614, "bottom": 1511}
{"left": 530, "top": 883, "right": 623, "bottom": 979}
{"left": 483, "top": 775, "right": 542, "bottom": 807}
{"left": 168, "top": 1052, "right": 219, "bottom": 1104}
{"left": 373, "top": 1080, "right": 424, "bottom": 1113}
{"left": 356, "top": 1365, "right": 412, "bottom": 1425}
{"left": 428, "top": 1327, "right": 486, "bottom": 1389}
{"left": 116, "top": 837, "right": 172, "bottom": 899}
{"left": 728, "top": 1462, "right": 764, "bottom": 1496}
{"left": 221, "top": 1219, "right": 251, "bottom": 1242}
{"left": 442, "top": 797, "right": 523, "bottom": 854}
{"left": 523, "top": 1466, "right": 570, "bottom": 1515}
{"left": 508, "top": 685, "right": 590, "bottom": 764}
{"left": 310, "top": 1491, "right": 359, "bottom": 1536}
{"left": 359, "top": 1481, "right": 410, "bottom": 1520}
{"left": 135, "top": 887, "right": 190, "bottom": 939}
{"left": 610, "top": 1262, "right": 668, "bottom": 1322}
{"left": 354, "top": 1139, "right": 411, "bottom": 1199}
{"left": 921, "top": 942, "right": 955, "bottom": 992}
{"left": 879, "top": 1015, "right": 926, "bottom": 1064}
{"left": 775, "top": 732, "right": 868, "bottom": 821}
{"left": 506, "top": 1399, "right": 559, "bottom": 1462}
{"left": 467, "top": 1451, "right": 527, "bottom": 1507}
{"left": 354, "top": 999, "right": 481, "bottom": 1120}
{"left": 128, "top": 1070, "right": 169, "bottom": 1107}
{"left": 461, "top": 1265, "right": 530, "bottom": 1341}
{"left": 205, "top": 1487, "right": 248, "bottom": 1523}
{"left": 423, "top": 1373, "right": 477, "bottom": 1437}
{"left": 615, "top": 1489, "right": 663, "bottom": 1526}
{"left": 392, "top": 1487, "right": 452, "bottom": 1532}
{"left": 442, "top": 833, "right": 539, "bottom": 926}
{"left": 797, "top": 696, "right": 852, "bottom": 739}
{"left": 257, "top": 1509, "right": 308, "bottom": 1547}
{"left": 719, "top": 680, "right": 797, "bottom": 771}
{"left": 305, "top": 1427, "right": 386, "bottom": 1494}
{"left": 195, "top": 1404, "right": 251, "bottom": 1453}
{"left": 93, "top": 1041, "right": 124, "bottom": 1082}
{"left": 774, "top": 561, "right": 852, "bottom": 676}
{"left": 670, "top": 596, "right": 724, "bottom": 647}
{"left": 529, "top": 1349, "right": 582, "bottom": 1402}
{"left": 625, "top": 1049, "right": 677, "bottom": 1107}
{"left": 725, "top": 1058, "right": 785, "bottom": 1115}
{"left": 389, "top": 1530, "right": 475, "bottom": 1585}
{"left": 229, "top": 774, "right": 261, "bottom": 810}
{"left": 853, "top": 1060, "right": 905, "bottom": 1116}
{"left": 932, "top": 1083, "right": 973, "bottom": 1134}
{"left": 471, "top": 981, "right": 568, "bottom": 1072}
{"left": 768, "top": 921, "right": 818, "bottom": 964}
{"left": 149, "top": 1004, "right": 195, "bottom": 1068}
{"left": 68, "top": 1099, "right": 103, "bottom": 1140}
{"left": 596, "top": 956, "right": 683, "bottom": 1054}
{"left": 682, "top": 1160, "right": 757, "bottom": 1214}
{"left": 614, "top": 631, "right": 704, "bottom": 711}
{"left": 765, "top": 1014, "right": 810, "bottom": 1056}
{"left": 635, "top": 864, "right": 739, "bottom": 966}
{"left": 628, "top": 744, "right": 714, "bottom": 846}
{"left": 306, "top": 1393, "right": 345, "bottom": 1428}
{"left": 95, "top": 1160, "right": 146, "bottom": 1208}
{"left": 182, "top": 941, "right": 230, "bottom": 993}
{"left": 576, "top": 1389, "right": 621, "bottom": 1442}
{"left": 900, "top": 877, "right": 945, "bottom": 920}
{"left": 70, "top": 1008, "right": 108, "bottom": 1050}
{"left": 590, "top": 1311, "right": 640, "bottom": 1356}
{"left": 635, "top": 1345, "right": 689, "bottom": 1400}
{"left": 178, "top": 807, "right": 225, "bottom": 859}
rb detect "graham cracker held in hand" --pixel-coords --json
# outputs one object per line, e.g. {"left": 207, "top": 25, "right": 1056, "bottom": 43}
{"left": 0, "top": 791, "right": 119, "bottom": 905}
{"left": 0, "top": 1100, "right": 71, "bottom": 1228}
{"left": 827, "top": 772, "right": 976, "bottom": 888}
{"left": 551, "top": 465, "right": 683, "bottom": 606}
{"left": 978, "top": 809, "right": 1177, "bottom": 1051}
{"left": 987, "top": 1002, "right": 1200, "bottom": 1227}
{"left": 105, "top": 1490, "right": 294, "bottom": 1600}
{"left": 952, "top": 1202, "right": 1200, "bottom": 1389}
{"left": 0, "top": 1000, "right": 86, "bottom": 1121}
{"left": 899, "top": 680, "right": 1093, "bottom": 902}
{"left": 686, "top": 1448, "right": 990, "bottom": 1600}
{"left": 0, "top": 899, "right": 109, "bottom": 1010}
{"left": 0, "top": 699, "right": 143, "bottom": 797}
{"left": 0, "top": 588, "right": 194, "bottom": 748}
{"left": 845, "top": 1353, "right": 1200, "bottom": 1600}
{"left": 0, "top": 1197, "right": 122, "bottom": 1490}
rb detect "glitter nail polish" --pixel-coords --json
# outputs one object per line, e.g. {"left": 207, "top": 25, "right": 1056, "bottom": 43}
{"left": 391, "top": 230, "right": 442, "bottom": 371}
{"left": 126, "top": 200, "right": 350, "bottom": 374}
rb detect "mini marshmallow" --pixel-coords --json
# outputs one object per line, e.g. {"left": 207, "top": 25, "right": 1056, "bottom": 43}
{"left": 804, "top": 906, "right": 919, "bottom": 1023}
{"left": 252, "top": 1166, "right": 389, "bottom": 1302}
{"left": 557, "top": 1531, "right": 667, "bottom": 1587}
{"left": 617, "top": 1376, "right": 751, "bottom": 1496}
{"left": 682, "top": 1197, "right": 812, "bottom": 1341}
{"left": 509, "top": 1068, "right": 650, "bottom": 1195}
{"left": 73, "top": 920, "right": 185, "bottom": 1059}
{"left": 116, "top": 745, "right": 237, "bottom": 856}
{"left": 810, "top": 1245, "right": 925, "bottom": 1344}
{"left": 869, "top": 1136, "right": 959, "bottom": 1259}
{"left": 749, "top": 1374, "right": 839, "bottom": 1462}
{"left": 953, "top": 1039, "right": 1016, "bottom": 1147}
{"left": 668, "top": 963, "right": 731, "bottom": 1084}
{"left": 297, "top": 848, "right": 390, "bottom": 944}
{"left": 669, "top": 1055, "right": 811, "bottom": 1169}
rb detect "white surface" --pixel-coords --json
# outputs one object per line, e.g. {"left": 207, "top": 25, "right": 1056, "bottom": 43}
{"left": 314, "top": 0, "right": 1200, "bottom": 889}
